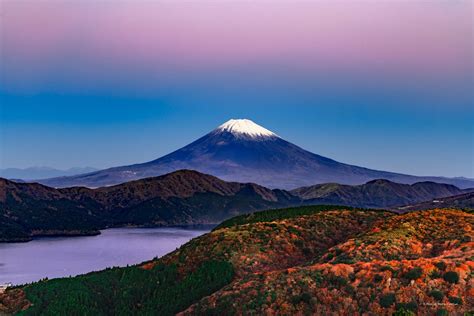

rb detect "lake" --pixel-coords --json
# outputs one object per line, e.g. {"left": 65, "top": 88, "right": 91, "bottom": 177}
{"left": 0, "top": 226, "right": 211, "bottom": 285}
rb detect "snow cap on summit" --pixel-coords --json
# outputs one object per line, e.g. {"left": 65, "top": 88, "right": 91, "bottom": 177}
{"left": 216, "top": 119, "right": 278, "bottom": 138}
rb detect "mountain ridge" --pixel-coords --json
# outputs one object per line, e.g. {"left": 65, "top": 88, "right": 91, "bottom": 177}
{"left": 397, "top": 191, "right": 474, "bottom": 212}
{"left": 293, "top": 179, "right": 464, "bottom": 209}
{"left": 1, "top": 169, "right": 472, "bottom": 242}
{"left": 0, "top": 170, "right": 298, "bottom": 242}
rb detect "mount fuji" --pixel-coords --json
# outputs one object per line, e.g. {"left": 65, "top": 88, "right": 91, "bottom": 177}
{"left": 39, "top": 119, "right": 474, "bottom": 189}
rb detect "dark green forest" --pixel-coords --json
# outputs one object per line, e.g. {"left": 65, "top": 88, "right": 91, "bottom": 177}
{"left": 214, "top": 204, "right": 380, "bottom": 229}
{"left": 19, "top": 260, "right": 233, "bottom": 316}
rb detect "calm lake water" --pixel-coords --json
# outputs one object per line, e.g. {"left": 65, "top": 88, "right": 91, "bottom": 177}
{"left": 0, "top": 227, "right": 211, "bottom": 285}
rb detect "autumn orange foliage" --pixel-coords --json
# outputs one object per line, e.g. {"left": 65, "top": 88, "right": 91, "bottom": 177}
{"left": 175, "top": 209, "right": 473, "bottom": 315}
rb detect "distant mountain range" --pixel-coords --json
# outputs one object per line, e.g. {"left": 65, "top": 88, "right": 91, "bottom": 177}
{"left": 397, "top": 191, "right": 474, "bottom": 212}
{"left": 0, "top": 166, "right": 98, "bottom": 180}
{"left": 1, "top": 169, "right": 472, "bottom": 242}
{"left": 38, "top": 119, "right": 474, "bottom": 189}
{"left": 292, "top": 179, "right": 468, "bottom": 209}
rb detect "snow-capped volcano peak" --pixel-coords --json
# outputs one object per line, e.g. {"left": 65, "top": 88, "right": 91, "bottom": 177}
{"left": 216, "top": 119, "right": 278, "bottom": 139}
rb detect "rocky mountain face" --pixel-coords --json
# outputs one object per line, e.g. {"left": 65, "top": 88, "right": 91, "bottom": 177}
{"left": 38, "top": 119, "right": 474, "bottom": 189}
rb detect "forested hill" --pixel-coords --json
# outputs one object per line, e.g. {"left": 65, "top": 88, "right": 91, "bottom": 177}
{"left": 1, "top": 170, "right": 470, "bottom": 242}
{"left": 1, "top": 206, "right": 472, "bottom": 315}
{"left": 0, "top": 170, "right": 298, "bottom": 242}
{"left": 397, "top": 191, "right": 474, "bottom": 212}
{"left": 292, "top": 179, "right": 464, "bottom": 208}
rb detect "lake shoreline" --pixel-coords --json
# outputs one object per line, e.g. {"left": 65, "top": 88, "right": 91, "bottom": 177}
{"left": 0, "top": 223, "right": 217, "bottom": 244}
{"left": 0, "top": 227, "right": 211, "bottom": 285}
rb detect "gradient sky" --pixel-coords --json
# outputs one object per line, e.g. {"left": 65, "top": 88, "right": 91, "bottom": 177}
{"left": 0, "top": 0, "right": 473, "bottom": 177}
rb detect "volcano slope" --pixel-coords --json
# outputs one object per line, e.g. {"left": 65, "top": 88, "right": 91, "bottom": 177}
{"left": 39, "top": 119, "right": 474, "bottom": 190}
{"left": 1, "top": 206, "right": 472, "bottom": 315}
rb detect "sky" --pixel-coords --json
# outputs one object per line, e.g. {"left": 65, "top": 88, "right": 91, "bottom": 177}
{"left": 0, "top": 0, "right": 473, "bottom": 178}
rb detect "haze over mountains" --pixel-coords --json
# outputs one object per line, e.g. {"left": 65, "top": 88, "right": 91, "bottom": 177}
{"left": 0, "top": 167, "right": 98, "bottom": 180}
{"left": 38, "top": 119, "right": 474, "bottom": 190}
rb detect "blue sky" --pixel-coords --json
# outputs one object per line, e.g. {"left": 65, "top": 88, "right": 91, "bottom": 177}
{"left": 0, "top": 0, "right": 472, "bottom": 178}
{"left": 1, "top": 93, "right": 473, "bottom": 178}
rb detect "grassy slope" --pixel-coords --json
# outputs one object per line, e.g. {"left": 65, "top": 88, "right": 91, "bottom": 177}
{"left": 1, "top": 206, "right": 472, "bottom": 315}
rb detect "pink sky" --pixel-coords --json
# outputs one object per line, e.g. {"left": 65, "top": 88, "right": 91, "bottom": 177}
{"left": 1, "top": 1, "right": 473, "bottom": 177}
{"left": 1, "top": 0, "right": 472, "bottom": 95}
